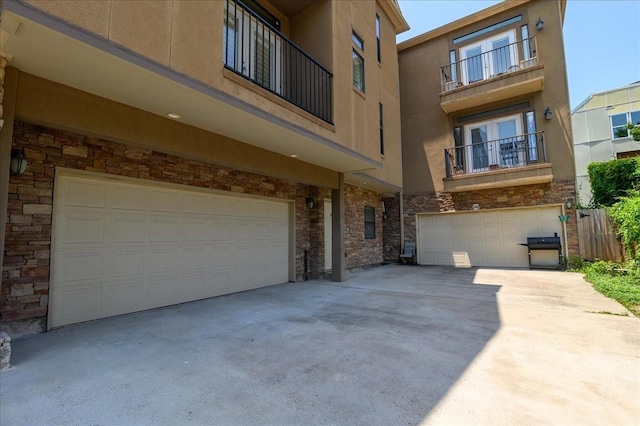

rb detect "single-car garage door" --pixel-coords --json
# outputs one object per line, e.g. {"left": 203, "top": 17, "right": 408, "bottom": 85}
{"left": 417, "top": 206, "right": 563, "bottom": 268}
{"left": 50, "top": 171, "right": 291, "bottom": 328}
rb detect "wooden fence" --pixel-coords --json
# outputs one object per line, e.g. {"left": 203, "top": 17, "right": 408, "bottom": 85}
{"left": 577, "top": 208, "right": 625, "bottom": 262}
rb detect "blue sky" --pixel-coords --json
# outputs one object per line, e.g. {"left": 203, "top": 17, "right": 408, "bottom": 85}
{"left": 396, "top": 0, "right": 640, "bottom": 110}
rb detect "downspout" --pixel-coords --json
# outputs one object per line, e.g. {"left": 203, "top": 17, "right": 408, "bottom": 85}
{"left": 399, "top": 191, "right": 405, "bottom": 246}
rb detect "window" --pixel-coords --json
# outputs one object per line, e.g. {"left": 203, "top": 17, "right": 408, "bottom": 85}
{"left": 379, "top": 103, "right": 384, "bottom": 155}
{"left": 364, "top": 207, "right": 376, "bottom": 239}
{"left": 520, "top": 24, "right": 531, "bottom": 60}
{"left": 612, "top": 111, "right": 640, "bottom": 139}
{"left": 460, "top": 29, "right": 517, "bottom": 84}
{"left": 352, "top": 31, "right": 365, "bottom": 91}
{"left": 463, "top": 113, "right": 524, "bottom": 172}
{"left": 376, "top": 15, "right": 381, "bottom": 63}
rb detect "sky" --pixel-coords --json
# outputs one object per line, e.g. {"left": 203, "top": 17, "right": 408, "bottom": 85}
{"left": 396, "top": 0, "right": 640, "bottom": 111}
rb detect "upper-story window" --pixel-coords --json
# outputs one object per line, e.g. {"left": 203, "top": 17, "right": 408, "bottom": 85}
{"left": 611, "top": 111, "right": 640, "bottom": 139}
{"left": 352, "top": 31, "right": 365, "bottom": 92}
{"left": 379, "top": 103, "right": 384, "bottom": 155}
{"left": 460, "top": 30, "right": 517, "bottom": 84}
{"left": 376, "top": 15, "right": 381, "bottom": 63}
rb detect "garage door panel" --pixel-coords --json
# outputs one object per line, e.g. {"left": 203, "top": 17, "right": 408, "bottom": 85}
{"left": 182, "top": 219, "right": 209, "bottom": 242}
{"left": 106, "top": 248, "right": 145, "bottom": 278}
{"left": 149, "top": 218, "right": 179, "bottom": 242}
{"left": 103, "top": 280, "right": 144, "bottom": 316}
{"left": 62, "top": 179, "right": 107, "bottom": 209}
{"left": 417, "top": 206, "right": 562, "bottom": 268}
{"left": 52, "top": 283, "right": 103, "bottom": 326}
{"left": 51, "top": 173, "right": 290, "bottom": 328}
{"left": 149, "top": 190, "right": 180, "bottom": 213}
{"left": 57, "top": 215, "right": 105, "bottom": 244}
{"left": 109, "top": 216, "right": 146, "bottom": 243}
{"left": 111, "top": 185, "right": 146, "bottom": 211}
{"left": 182, "top": 193, "right": 209, "bottom": 215}
{"left": 54, "top": 250, "right": 104, "bottom": 283}
{"left": 148, "top": 248, "right": 180, "bottom": 273}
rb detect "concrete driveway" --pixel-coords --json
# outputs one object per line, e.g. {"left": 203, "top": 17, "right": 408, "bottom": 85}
{"left": 1, "top": 265, "right": 638, "bottom": 425}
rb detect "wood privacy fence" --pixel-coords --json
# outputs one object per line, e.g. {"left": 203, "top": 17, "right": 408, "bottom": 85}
{"left": 577, "top": 208, "right": 625, "bottom": 262}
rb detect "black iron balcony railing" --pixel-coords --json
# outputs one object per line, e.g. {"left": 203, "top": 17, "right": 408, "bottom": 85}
{"left": 440, "top": 36, "right": 538, "bottom": 92}
{"left": 445, "top": 131, "right": 547, "bottom": 178}
{"left": 223, "top": 0, "right": 333, "bottom": 124}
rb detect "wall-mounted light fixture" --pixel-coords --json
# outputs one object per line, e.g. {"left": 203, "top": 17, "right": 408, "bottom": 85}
{"left": 306, "top": 197, "right": 315, "bottom": 209}
{"left": 382, "top": 201, "right": 388, "bottom": 220}
{"left": 544, "top": 107, "right": 552, "bottom": 121}
{"left": 566, "top": 197, "right": 574, "bottom": 209}
{"left": 472, "top": 203, "right": 480, "bottom": 211}
{"left": 536, "top": 17, "right": 544, "bottom": 31}
{"left": 10, "top": 149, "right": 28, "bottom": 175}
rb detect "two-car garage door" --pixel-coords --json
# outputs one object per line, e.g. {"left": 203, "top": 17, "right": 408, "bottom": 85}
{"left": 50, "top": 172, "right": 291, "bottom": 328}
{"left": 417, "top": 206, "right": 563, "bottom": 268}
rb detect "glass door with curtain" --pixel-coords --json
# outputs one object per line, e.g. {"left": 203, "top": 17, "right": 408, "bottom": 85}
{"left": 465, "top": 114, "right": 523, "bottom": 172}
{"left": 460, "top": 30, "right": 517, "bottom": 85}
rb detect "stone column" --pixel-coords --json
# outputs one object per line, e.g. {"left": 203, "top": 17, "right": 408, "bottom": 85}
{"left": 0, "top": 57, "right": 16, "bottom": 287}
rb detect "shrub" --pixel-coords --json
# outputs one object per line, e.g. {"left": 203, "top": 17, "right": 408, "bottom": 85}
{"left": 607, "top": 190, "right": 640, "bottom": 260}
{"left": 588, "top": 158, "right": 640, "bottom": 207}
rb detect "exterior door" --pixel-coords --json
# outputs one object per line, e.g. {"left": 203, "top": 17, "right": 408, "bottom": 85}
{"left": 464, "top": 114, "right": 523, "bottom": 172}
{"left": 460, "top": 30, "right": 517, "bottom": 84}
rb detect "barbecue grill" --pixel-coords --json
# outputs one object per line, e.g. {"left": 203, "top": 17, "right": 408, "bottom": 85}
{"left": 519, "top": 235, "right": 562, "bottom": 269}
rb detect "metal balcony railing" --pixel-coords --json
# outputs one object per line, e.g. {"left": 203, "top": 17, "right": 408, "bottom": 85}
{"left": 445, "top": 131, "right": 547, "bottom": 178}
{"left": 441, "top": 36, "right": 538, "bottom": 93}
{"left": 223, "top": 0, "right": 333, "bottom": 123}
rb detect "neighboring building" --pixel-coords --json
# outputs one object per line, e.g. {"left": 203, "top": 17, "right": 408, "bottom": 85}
{"left": 0, "top": 0, "right": 408, "bottom": 334}
{"left": 572, "top": 82, "right": 640, "bottom": 206}
{"left": 395, "top": 0, "right": 577, "bottom": 268}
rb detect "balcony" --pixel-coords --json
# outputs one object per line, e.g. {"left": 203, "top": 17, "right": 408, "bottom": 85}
{"left": 440, "top": 37, "right": 544, "bottom": 113}
{"left": 443, "top": 131, "right": 553, "bottom": 192}
{"left": 223, "top": 0, "right": 333, "bottom": 124}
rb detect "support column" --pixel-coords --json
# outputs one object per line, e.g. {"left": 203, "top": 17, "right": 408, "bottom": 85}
{"left": 331, "top": 173, "right": 345, "bottom": 282}
{"left": 0, "top": 63, "right": 17, "bottom": 284}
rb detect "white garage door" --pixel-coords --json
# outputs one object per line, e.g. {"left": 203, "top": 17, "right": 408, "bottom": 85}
{"left": 417, "top": 206, "right": 563, "bottom": 268}
{"left": 50, "top": 172, "right": 291, "bottom": 328}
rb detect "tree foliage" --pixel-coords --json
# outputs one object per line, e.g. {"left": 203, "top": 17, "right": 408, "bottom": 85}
{"left": 608, "top": 190, "right": 640, "bottom": 260}
{"left": 588, "top": 158, "right": 640, "bottom": 207}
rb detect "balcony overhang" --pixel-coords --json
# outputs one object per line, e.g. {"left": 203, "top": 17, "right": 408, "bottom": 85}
{"left": 443, "top": 163, "right": 553, "bottom": 193}
{"left": 440, "top": 65, "right": 545, "bottom": 114}
{"left": 0, "top": 2, "right": 379, "bottom": 174}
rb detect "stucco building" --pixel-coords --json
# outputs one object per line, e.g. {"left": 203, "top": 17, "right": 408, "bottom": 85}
{"left": 572, "top": 82, "right": 640, "bottom": 206}
{"left": 395, "top": 0, "right": 577, "bottom": 268}
{"left": 0, "top": 0, "right": 408, "bottom": 334}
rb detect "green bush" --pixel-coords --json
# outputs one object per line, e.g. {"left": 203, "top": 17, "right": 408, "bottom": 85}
{"left": 588, "top": 158, "right": 640, "bottom": 207}
{"left": 608, "top": 190, "right": 640, "bottom": 259}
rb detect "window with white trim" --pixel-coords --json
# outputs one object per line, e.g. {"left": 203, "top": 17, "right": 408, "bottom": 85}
{"left": 611, "top": 111, "right": 640, "bottom": 139}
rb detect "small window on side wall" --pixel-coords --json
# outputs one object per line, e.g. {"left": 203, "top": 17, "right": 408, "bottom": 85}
{"left": 364, "top": 206, "right": 376, "bottom": 239}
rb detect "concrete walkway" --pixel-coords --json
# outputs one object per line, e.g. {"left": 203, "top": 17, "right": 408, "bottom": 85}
{"left": 1, "top": 265, "right": 638, "bottom": 425}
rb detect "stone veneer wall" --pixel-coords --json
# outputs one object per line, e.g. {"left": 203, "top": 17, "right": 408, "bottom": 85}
{"left": 382, "top": 195, "right": 401, "bottom": 263}
{"left": 402, "top": 181, "right": 579, "bottom": 256}
{"left": 344, "top": 185, "right": 383, "bottom": 269}
{"left": 2, "top": 122, "right": 342, "bottom": 333}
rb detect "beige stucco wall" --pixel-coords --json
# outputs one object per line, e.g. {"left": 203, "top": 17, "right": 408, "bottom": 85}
{"left": 13, "top": 70, "right": 340, "bottom": 189}
{"left": 23, "top": 0, "right": 405, "bottom": 191}
{"left": 399, "top": 0, "right": 574, "bottom": 195}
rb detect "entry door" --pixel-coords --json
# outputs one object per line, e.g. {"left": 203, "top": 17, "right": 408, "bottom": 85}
{"left": 460, "top": 30, "right": 517, "bottom": 84}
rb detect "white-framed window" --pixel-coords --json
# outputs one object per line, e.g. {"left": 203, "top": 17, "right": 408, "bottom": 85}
{"left": 352, "top": 31, "right": 365, "bottom": 92}
{"left": 460, "top": 30, "right": 518, "bottom": 84}
{"left": 611, "top": 111, "right": 640, "bottom": 139}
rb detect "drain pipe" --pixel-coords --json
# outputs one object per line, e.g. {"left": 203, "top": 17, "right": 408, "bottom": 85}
{"left": 399, "top": 191, "right": 405, "bottom": 247}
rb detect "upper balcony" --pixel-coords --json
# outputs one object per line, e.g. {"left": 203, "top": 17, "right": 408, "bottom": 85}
{"left": 443, "top": 130, "right": 553, "bottom": 192}
{"left": 223, "top": 0, "right": 332, "bottom": 124}
{"left": 439, "top": 36, "right": 544, "bottom": 113}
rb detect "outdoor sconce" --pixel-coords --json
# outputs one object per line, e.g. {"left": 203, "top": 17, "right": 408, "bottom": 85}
{"left": 10, "top": 149, "right": 28, "bottom": 175}
{"left": 472, "top": 203, "right": 480, "bottom": 211}
{"left": 306, "top": 197, "right": 315, "bottom": 209}
{"left": 566, "top": 197, "right": 574, "bottom": 209}
{"left": 544, "top": 107, "right": 552, "bottom": 121}
{"left": 536, "top": 17, "right": 544, "bottom": 31}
